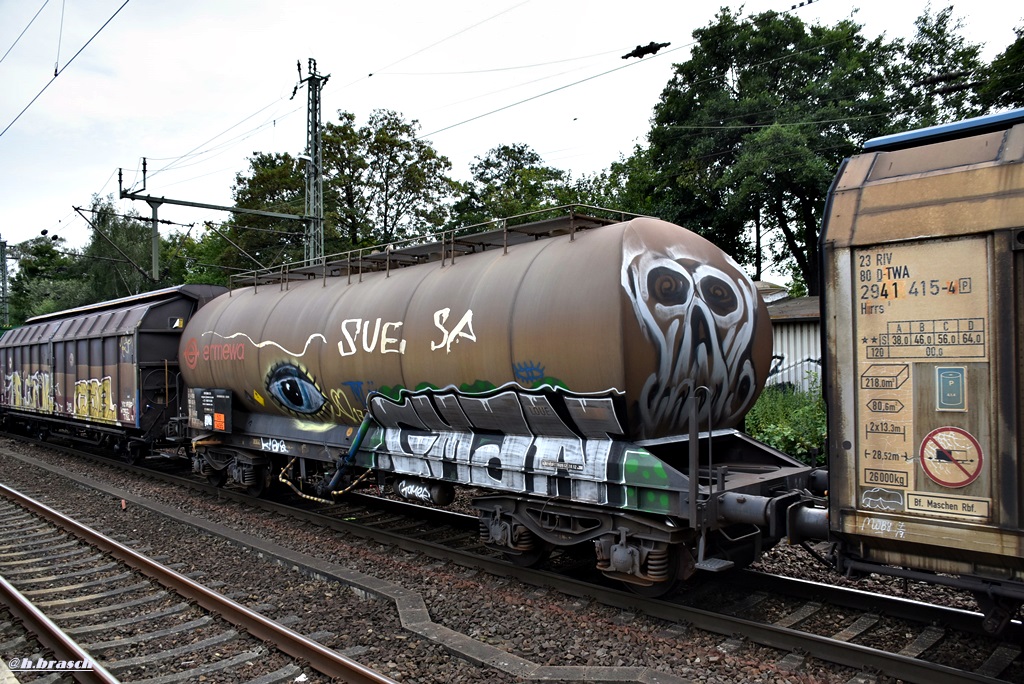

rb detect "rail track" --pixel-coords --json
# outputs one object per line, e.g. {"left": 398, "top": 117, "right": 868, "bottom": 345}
{"left": 0, "top": 479, "right": 397, "bottom": 684}
{"left": 4, "top": 437, "right": 1023, "bottom": 683}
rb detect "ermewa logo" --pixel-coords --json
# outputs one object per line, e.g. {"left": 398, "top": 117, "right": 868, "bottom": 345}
{"left": 183, "top": 337, "right": 246, "bottom": 370}
{"left": 183, "top": 338, "right": 199, "bottom": 370}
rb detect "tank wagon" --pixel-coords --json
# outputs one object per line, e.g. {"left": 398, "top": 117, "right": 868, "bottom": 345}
{"left": 0, "top": 285, "right": 225, "bottom": 459}
{"left": 181, "top": 211, "right": 823, "bottom": 591}
{"left": 822, "top": 109, "right": 1024, "bottom": 634}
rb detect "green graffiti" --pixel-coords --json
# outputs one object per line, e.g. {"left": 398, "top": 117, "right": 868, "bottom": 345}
{"left": 622, "top": 449, "right": 670, "bottom": 486}
{"left": 458, "top": 379, "right": 497, "bottom": 394}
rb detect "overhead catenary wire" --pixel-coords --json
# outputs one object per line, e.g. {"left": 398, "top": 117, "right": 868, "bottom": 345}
{"left": 420, "top": 42, "right": 687, "bottom": 139}
{"left": 0, "top": 0, "right": 131, "bottom": 140}
{"left": 349, "top": 0, "right": 531, "bottom": 86}
{"left": 54, "top": 0, "right": 66, "bottom": 76}
{"left": 0, "top": 0, "right": 49, "bottom": 67}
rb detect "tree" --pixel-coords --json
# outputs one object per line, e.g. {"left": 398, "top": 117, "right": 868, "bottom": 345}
{"left": 221, "top": 110, "right": 457, "bottom": 274}
{"left": 453, "top": 143, "right": 567, "bottom": 226}
{"left": 584, "top": 146, "right": 662, "bottom": 218}
{"left": 978, "top": 26, "right": 1024, "bottom": 110}
{"left": 322, "top": 111, "right": 369, "bottom": 249}
{"left": 80, "top": 196, "right": 166, "bottom": 301}
{"left": 360, "top": 109, "right": 456, "bottom": 244}
{"left": 224, "top": 152, "right": 307, "bottom": 271}
{"left": 176, "top": 227, "right": 233, "bottom": 286}
{"left": 8, "top": 236, "right": 87, "bottom": 324}
{"left": 644, "top": 9, "right": 897, "bottom": 291}
{"left": 893, "top": 5, "right": 987, "bottom": 126}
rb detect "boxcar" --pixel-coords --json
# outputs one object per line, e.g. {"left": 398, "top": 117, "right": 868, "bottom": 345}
{"left": 0, "top": 284, "right": 225, "bottom": 457}
{"left": 822, "top": 109, "right": 1024, "bottom": 633}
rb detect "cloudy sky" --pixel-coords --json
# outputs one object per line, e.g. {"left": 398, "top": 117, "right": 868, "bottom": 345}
{"left": 0, "top": 0, "right": 1017, "bottom": 253}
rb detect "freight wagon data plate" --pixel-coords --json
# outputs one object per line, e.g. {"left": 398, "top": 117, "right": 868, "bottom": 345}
{"left": 852, "top": 236, "right": 992, "bottom": 522}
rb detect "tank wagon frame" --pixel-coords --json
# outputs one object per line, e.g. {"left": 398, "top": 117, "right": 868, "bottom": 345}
{"left": 182, "top": 207, "right": 826, "bottom": 591}
{"left": 0, "top": 285, "right": 225, "bottom": 459}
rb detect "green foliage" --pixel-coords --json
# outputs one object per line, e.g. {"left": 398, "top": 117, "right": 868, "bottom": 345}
{"left": 894, "top": 6, "right": 987, "bottom": 125}
{"left": 745, "top": 373, "right": 826, "bottom": 466}
{"left": 643, "top": 8, "right": 898, "bottom": 291}
{"left": 786, "top": 263, "right": 808, "bottom": 298}
{"left": 81, "top": 196, "right": 173, "bottom": 301}
{"left": 360, "top": 109, "right": 456, "bottom": 243}
{"left": 208, "top": 108, "right": 458, "bottom": 279}
{"left": 627, "top": 5, "right": 1004, "bottom": 292}
{"left": 8, "top": 236, "right": 89, "bottom": 324}
{"left": 225, "top": 151, "right": 307, "bottom": 270}
{"left": 453, "top": 143, "right": 567, "bottom": 225}
{"left": 978, "top": 26, "right": 1024, "bottom": 110}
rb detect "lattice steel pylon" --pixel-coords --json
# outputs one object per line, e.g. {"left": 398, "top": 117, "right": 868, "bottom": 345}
{"left": 294, "top": 59, "right": 329, "bottom": 266}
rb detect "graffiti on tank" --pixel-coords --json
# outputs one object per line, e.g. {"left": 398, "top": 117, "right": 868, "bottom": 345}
{"left": 431, "top": 308, "right": 476, "bottom": 353}
{"left": 512, "top": 360, "right": 546, "bottom": 386}
{"left": 327, "top": 386, "right": 367, "bottom": 424}
{"left": 260, "top": 437, "right": 289, "bottom": 454}
{"left": 338, "top": 318, "right": 407, "bottom": 356}
{"left": 397, "top": 480, "right": 433, "bottom": 503}
{"left": 621, "top": 231, "right": 761, "bottom": 439}
{"left": 73, "top": 377, "right": 116, "bottom": 421}
{"left": 366, "top": 384, "right": 685, "bottom": 513}
{"left": 189, "top": 331, "right": 323, "bottom": 371}
{"left": 341, "top": 380, "right": 372, "bottom": 406}
{"left": 264, "top": 362, "right": 327, "bottom": 417}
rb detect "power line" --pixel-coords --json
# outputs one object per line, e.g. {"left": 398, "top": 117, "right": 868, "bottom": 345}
{"left": 0, "top": 0, "right": 131, "bottom": 141}
{"left": 420, "top": 44, "right": 684, "bottom": 139}
{"left": 374, "top": 47, "right": 626, "bottom": 76}
{"left": 54, "top": 0, "right": 66, "bottom": 76}
{"left": 0, "top": 0, "right": 49, "bottom": 67}
{"left": 349, "top": 0, "right": 531, "bottom": 86}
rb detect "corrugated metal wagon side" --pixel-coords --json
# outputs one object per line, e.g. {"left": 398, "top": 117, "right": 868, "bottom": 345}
{"left": 0, "top": 285, "right": 225, "bottom": 457}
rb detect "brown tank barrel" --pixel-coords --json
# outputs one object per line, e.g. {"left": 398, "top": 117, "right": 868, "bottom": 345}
{"left": 180, "top": 217, "right": 772, "bottom": 440}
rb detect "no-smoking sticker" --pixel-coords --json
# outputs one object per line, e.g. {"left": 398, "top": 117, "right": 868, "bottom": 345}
{"left": 919, "top": 426, "right": 983, "bottom": 488}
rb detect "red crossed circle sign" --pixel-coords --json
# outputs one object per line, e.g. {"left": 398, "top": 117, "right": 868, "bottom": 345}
{"left": 919, "top": 426, "right": 983, "bottom": 488}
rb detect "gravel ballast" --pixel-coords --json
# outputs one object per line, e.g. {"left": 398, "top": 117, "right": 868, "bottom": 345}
{"left": 0, "top": 439, "right": 980, "bottom": 683}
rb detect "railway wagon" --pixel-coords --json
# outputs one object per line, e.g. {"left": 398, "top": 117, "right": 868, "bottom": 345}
{"left": 181, "top": 212, "right": 820, "bottom": 590}
{"left": 822, "top": 109, "right": 1024, "bottom": 634}
{"left": 0, "top": 285, "right": 225, "bottom": 457}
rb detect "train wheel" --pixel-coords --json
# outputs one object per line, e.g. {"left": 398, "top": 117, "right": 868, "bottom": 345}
{"left": 122, "top": 444, "right": 144, "bottom": 465}
{"left": 246, "top": 466, "right": 272, "bottom": 497}
{"left": 504, "top": 542, "right": 553, "bottom": 568}
{"left": 207, "top": 468, "right": 228, "bottom": 487}
{"left": 624, "top": 546, "right": 688, "bottom": 598}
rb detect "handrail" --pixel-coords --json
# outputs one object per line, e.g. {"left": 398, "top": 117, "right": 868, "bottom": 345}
{"left": 227, "top": 204, "right": 649, "bottom": 288}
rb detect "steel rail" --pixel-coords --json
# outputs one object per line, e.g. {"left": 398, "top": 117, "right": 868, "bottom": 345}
{"left": 5, "top": 444, "right": 1018, "bottom": 683}
{"left": 0, "top": 482, "right": 398, "bottom": 684}
{"left": 0, "top": 573, "right": 120, "bottom": 684}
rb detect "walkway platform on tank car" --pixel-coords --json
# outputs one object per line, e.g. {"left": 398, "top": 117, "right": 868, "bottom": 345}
{"left": 230, "top": 205, "right": 640, "bottom": 288}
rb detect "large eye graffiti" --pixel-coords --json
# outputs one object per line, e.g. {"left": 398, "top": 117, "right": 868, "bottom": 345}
{"left": 265, "top": 362, "right": 327, "bottom": 416}
{"left": 647, "top": 266, "right": 692, "bottom": 307}
{"left": 699, "top": 275, "right": 738, "bottom": 317}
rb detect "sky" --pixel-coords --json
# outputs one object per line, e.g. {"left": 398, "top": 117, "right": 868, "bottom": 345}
{"left": 0, "top": 0, "right": 1018, "bottom": 257}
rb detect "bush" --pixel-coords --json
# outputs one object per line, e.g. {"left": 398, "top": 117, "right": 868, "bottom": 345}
{"left": 744, "top": 373, "right": 826, "bottom": 466}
